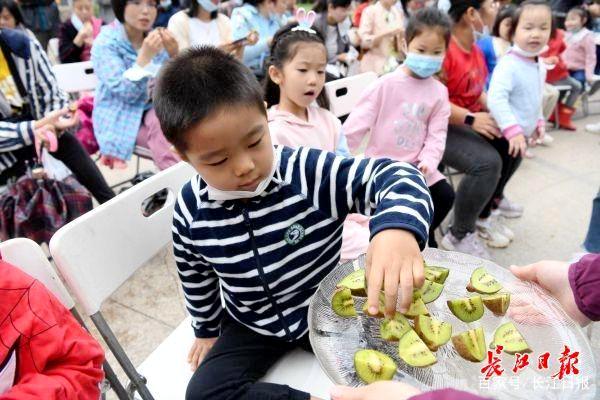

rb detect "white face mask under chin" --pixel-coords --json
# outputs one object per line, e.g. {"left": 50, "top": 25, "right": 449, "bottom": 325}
{"left": 511, "top": 43, "right": 548, "bottom": 58}
{"left": 206, "top": 147, "right": 278, "bottom": 201}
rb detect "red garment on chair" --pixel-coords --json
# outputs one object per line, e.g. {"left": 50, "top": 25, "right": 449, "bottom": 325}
{"left": 0, "top": 260, "right": 104, "bottom": 400}
{"left": 75, "top": 96, "right": 99, "bottom": 155}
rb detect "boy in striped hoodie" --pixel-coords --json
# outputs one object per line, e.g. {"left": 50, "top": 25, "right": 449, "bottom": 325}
{"left": 154, "top": 46, "right": 433, "bottom": 400}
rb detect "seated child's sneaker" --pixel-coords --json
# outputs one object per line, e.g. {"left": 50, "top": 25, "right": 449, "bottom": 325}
{"left": 476, "top": 217, "right": 511, "bottom": 248}
{"left": 490, "top": 209, "right": 515, "bottom": 241}
{"left": 441, "top": 231, "right": 491, "bottom": 260}
{"left": 497, "top": 197, "right": 523, "bottom": 218}
{"left": 585, "top": 122, "right": 600, "bottom": 133}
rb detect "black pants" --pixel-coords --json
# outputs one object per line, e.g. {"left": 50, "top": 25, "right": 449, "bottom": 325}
{"left": 479, "top": 137, "right": 522, "bottom": 219}
{"left": 186, "top": 313, "right": 312, "bottom": 400}
{"left": 0, "top": 132, "right": 115, "bottom": 203}
{"left": 428, "top": 180, "right": 455, "bottom": 248}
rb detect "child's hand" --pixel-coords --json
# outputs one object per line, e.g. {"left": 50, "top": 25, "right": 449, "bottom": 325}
{"left": 510, "top": 261, "right": 590, "bottom": 326}
{"left": 188, "top": 337, "right": 218, "bottom": 371}
{"left": 366, "top": 229, "right": 424, "bottom": 317}
{"left": 508, "top": 134, "right": 527, "bottom": 158}
{"left": 417, "top": 161, "right": 429, "bottom": 176}
{"left": 330, "top": 381, "right": 421, "bottom": 400}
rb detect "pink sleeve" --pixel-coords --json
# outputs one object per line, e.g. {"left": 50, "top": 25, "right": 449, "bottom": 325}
{"left": 584, "top": 34, "right": 597, "bottom": 82}
{"left": 342, "top": 81, "right": 381, "bottom": 152}
{"left": 568, "top": 253, "right": 600, "bottom": 321}
{"left": 417, "top": 86, "right": 450, "bottom": 171}
{"left": 410, "top": 388, "right": 491, "bottom": 400}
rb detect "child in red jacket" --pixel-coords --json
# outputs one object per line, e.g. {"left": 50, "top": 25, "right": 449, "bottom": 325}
{"left": 0, "top": 260, "right": 105, "bottom": 400}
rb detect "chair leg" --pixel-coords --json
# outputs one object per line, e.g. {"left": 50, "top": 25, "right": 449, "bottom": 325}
{"left": 583, "top": 94, "right": 589, "bottom": 117}
{"left": 91, "top": 313, "right": 155, "bottom": 400}
{"left": 71, "top": 309, "right": 130, "bottom": 400}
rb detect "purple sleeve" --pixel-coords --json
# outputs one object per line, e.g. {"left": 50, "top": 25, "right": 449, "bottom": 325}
{"left": 569, "top": 253, "right": 600, "bottom": 321}
{"left": 410, "top": 389, "right": 492, "bottom": 400}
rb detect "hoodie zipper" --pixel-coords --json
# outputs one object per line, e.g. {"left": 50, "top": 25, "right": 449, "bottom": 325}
{"left": 242, "top": 208, "right": 292, "bottom": 340}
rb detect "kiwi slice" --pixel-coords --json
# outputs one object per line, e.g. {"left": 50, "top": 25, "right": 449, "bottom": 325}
{"left": 398, "top": 330, "right": 437, "bottom": 367}
{"left": 362, "top": 292, "right": 386, "bottom": 318}
{"left": 491, "top": 322, "right": 532, "bottom": 354}
{"left": 354, "top": 349, "right": 397, "bottom": 383}
{"left": 418, "top": 279, "right": 444, "bottom": 304}
{"left": 403, "top": 293, "right": 429, "bottom": 319}
{"left": 414, "top": 315, "right": 452, "bottom": 351}
{"left": 337, "top": 269, "right": 366, "bottom": 297}
{"left": 451, "top": 327, "right": 486, "bottom": 362}
{"left": 467, "top": 267, "right": 502, "bottom": 294}
{"left": 447, "top": 296, "right": 484, "bottom": 323}
{"left": 482, "top": 293, "right": 511, "bottom": 316}
{"left": 424, "top": 265, "right": 449, "bottom": 284}
{"left": 331, "top": 287, "right": 356, "bottom": 317}
{"left": 380, "top": 313, "right": 412, "bottom": 341}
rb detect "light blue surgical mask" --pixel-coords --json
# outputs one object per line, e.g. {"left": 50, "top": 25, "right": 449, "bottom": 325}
{"left": 403, "top": 52, "right": 444, "bottom": 78}
{"left": 473, "top": 25, "right": 491, "bottom": 42}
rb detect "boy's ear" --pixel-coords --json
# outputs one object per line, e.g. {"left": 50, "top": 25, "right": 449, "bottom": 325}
{"left": 268, "top": 65, "right": 282, "bottom": 85}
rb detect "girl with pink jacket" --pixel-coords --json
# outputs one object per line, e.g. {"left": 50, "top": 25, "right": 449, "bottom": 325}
{"left": 344, "top": 7, "right": 454, "bottom": 247}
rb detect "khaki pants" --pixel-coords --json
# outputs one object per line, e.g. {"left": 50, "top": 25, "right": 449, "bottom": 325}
{"left": 542, "top": 83, "right": 560, "bottom": 120}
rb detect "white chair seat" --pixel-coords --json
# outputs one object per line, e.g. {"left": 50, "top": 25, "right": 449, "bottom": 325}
{"left": 136, "top": 317, "right": 334, "bottom": 400}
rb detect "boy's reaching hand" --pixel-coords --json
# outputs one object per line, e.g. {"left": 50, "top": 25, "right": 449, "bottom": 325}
{"left": 366, "top": 230, "right": 424, "bottom": 318}
{"left": 188, "top": 337, "right": 218, "bottom": 371}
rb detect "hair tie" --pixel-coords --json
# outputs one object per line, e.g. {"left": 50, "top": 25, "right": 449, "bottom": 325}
{"left": 292, "top": 8, "right": 317, "bottom": 34}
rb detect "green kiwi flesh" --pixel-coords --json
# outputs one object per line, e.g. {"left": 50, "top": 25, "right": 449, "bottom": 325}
{"left": 398, "top": 330, "right": 437, "bottom": 367}
{"left": 451, "top": 328, "right": 486, "bottom": 362}
{"left": 331, "top": 288, "right": 356, "bottom": 317}
{"left": 482, "top": 293, "right": 511, "bottom": 316}
{"left": 447, "top": 296, "right": 484, "bottom": 323}
{"left": 380, "top": 313, "right": 412, "bottom": 341}
{"left": 491, "top": 322, "right": 532, "bottom": 354}
{"left": 403, "top": 295, "right": 429, "bottom": 319}
{"left": 418, "top": 279, "right": 444, "bottom": 303}
{"left": 414, "top": 315, "right": 452, "bottom": 351}
{"left": 337, "top": 269, "right": 367, "bottom": 297}
{"left": 362, "top": 292, "right": 386, "bottom": 318}
{"left": 467, "top": 267, "right": 502, "bottom": 294}
{"left": 354, "top": 349, "right": 397, "bottom": 383}
{"left": 424, "top": 265, "right": 450, "bottom": 284}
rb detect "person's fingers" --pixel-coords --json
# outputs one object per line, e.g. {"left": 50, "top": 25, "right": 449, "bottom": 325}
{"left": 187, "top": 342, "right": 197, "bottom": 363}
{"left": 399, "top": 259, "right": 413, "bottom": 313}
{"left": 191, "top": 346, "right": 203, "bottom": 371}
{"left": 509, "top": 263, "right": 540, "bottom": 284}
{"left": 383, "top": 262, "right": 400, "bottom": 318}
{"left": 330, "top": 385, "right": 366, "bottom": 400}
{"left": 412, "top": 257, "right": 425, "bottom": 289}
{"left": 367, "top": 253, "right": 384, "bottom": 316}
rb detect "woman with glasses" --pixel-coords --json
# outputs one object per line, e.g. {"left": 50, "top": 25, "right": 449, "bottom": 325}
{"left": 91, "top": 0, "right": 180, "bottom": 170}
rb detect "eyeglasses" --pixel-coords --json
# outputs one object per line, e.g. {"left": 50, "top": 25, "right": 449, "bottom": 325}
{"left": 127, "top": 0, "right": 159, "bottom": 9}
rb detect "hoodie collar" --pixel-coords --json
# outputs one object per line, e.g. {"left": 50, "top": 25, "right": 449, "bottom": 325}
{"left": 267, "top": 105, "right": 316, "bottom": 128}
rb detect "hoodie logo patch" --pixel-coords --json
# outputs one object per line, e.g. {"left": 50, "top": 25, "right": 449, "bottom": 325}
{"left": 284, "top": 223, "right": 305, "bottom": 245}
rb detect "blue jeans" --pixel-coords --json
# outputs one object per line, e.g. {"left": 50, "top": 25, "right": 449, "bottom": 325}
{"left": 584, "top": 189, "right": 600, "bottom": 253}
{"left": 569, "top": 69, "right": 586, "bottom": 88}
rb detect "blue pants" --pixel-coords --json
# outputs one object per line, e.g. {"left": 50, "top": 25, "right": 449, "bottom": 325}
{"left": 584, "top": 189, "right": 600, "bottom": 253}
{"left": 570, "top": 69, "right": 586, "bottom": 88}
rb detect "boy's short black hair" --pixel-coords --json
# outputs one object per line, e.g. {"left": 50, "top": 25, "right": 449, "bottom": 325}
{"left": 448, "top": 0, "right": 483, "bottom": 23}
{"left": 405, "top": 7, "right": 452, "bottom": 47}
{"left": 154, "top": 46, "right": 266, "bottom": 152}
{"left": 111, "top": 0, "right": 127, "bottom": 23}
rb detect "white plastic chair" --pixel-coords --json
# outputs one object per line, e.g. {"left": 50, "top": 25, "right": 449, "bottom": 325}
{"left": 325, "top": 72, "right": 378, "bottom": 118}
{"left": 50, "top": 161, "right": 334, "bottom": 399}
{"left": 0, "top": 238, "right": 128, "bottom": 399}
{"left": 52, "top": 61, "right": 98, "bottom": 93}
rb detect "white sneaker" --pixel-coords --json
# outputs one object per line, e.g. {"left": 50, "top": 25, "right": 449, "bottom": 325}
{"left": 586, "top": 122, "right": 600, "bottom": 133}
{"left": 539, "top": 133, "right": 554, "bottom": 146}
{"left": 441, "top": 231, "right": 491, "bottom": 260}
{"left": 490, "top": 210, "right": 515, "bottom": 241}
{"left": 497, "top": 197, "right": 523, "bottom": 218}
{"left": 476, "top": 217, "right": 511, "bottom": 248}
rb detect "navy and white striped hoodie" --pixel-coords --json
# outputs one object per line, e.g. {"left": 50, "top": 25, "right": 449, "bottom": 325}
{"left": 173, "top": 145, "right": 433, "bottom": 341}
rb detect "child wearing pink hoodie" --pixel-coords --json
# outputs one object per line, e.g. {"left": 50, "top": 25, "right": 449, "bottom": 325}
{"left": 264, "top": 20, "right": 369, "bottom": 261}
{"left": 343, "top": 7, "right": 454, "bottom": 248}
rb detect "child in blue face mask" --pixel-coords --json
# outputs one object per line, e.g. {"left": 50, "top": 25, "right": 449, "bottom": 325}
{"left": 344, "top": 7, "right": 455, "bottom": 248}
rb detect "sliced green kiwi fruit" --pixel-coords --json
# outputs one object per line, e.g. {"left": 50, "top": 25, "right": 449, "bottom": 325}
{"left": 418, "top": 279, "right": 444, "bottom": 304}
{"left": 380, "top": 313, "right": 412, "bottom": 341}
{"left": 354, "top": 349, "right": 397, "bottom": 383}
{"left": 362, "top": 292, "right": 386, "bottom": 318}
{"left": 467, "top": 267, "right": 502, "bottom": 294}
{"left": 482, "top": 293, "right": 511, "bottom": 316}
{"left": 447, "top": 296, "right": 484, "bottom": 323}
{"left": 331, "top": 287, "right": 356, "bottom": 317}
{"left": 398, "top": 330, "right": 437, "bottom": 367}
{"left": 403, "top": 293, "right": 429, "bottom": 319}
{"left": 491, "top": 322, "right": 532, "bottom": 354}
{"left": 337, "top": 269, "right": 366, "bottom": 297}
{"left": 451, "top": 327, "right": 486, "bottom": 362}
{"left": 414, "top": 315, "right": 452, "bottom": 351}
{"left": 424, "top": 265, "right": 449, "bottom": 284}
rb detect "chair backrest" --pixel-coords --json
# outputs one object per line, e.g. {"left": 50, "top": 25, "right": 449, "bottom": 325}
{"left": 324, "top": 72, "right": 378, "bottom": 118}
{"left": 50, "top": 162, "right": 197, "bottom": 316}
{"left": 0, "top": 238, "right": 75, "bottom": 309}
{"left": 52, "top": 61, "right": 98, "bottom": 93}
